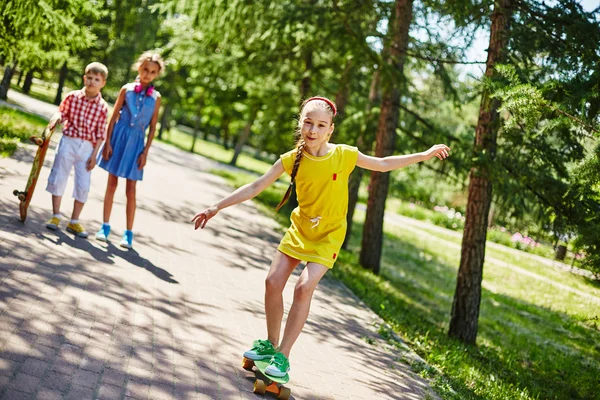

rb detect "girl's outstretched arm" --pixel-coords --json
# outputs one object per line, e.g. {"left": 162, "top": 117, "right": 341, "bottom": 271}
{"left": 357, "top": 144, "right": 450, "bottom": 172}
{"left": 192, "top": 159, "right": 285, "bottom": 230}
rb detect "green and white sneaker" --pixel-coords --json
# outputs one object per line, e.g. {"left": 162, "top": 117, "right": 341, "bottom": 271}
{"left": 265, "top": 352, "right": 290, "bottom": 377}
{"left": 243, "top": 339, "right": 276, "bottom": 361}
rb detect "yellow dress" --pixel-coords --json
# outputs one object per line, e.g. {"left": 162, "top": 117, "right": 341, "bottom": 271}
{"left": 278, "top": 144, "right": 359, "bottom": 268}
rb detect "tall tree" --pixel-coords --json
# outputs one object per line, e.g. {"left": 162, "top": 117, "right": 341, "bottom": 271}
{"left": 360, "top": 0, "right": 414, "bottom": 274}
{"left": 449, "top": 0, "right": 600, "bottom": 343}
{"left": 0, "top": 0, "right": 98, "bottom": 99}
{"left": 448, "top": 0, "right": 514, "bottom": 344}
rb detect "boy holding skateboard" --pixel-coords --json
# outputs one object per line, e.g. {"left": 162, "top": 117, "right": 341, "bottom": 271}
{"left": 45, "top": 62, "right": 109, "bottom": 238}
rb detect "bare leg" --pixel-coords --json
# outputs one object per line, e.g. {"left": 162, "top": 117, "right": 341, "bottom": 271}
{"left": 70, "top": 200, "right": 84, "bottom": 220}
{"left": 51, "top": 195, "right": 62, "bottom": 215}
{"left": 265, "top": 251, "right": 301, "bottom": 347}
{"left": 125, "top": 179, "right": 137, "bottom": 230}
{"left": 103, "top": 174, "right": 118, "bottom": 223}
{"left": 278, "top": 262, "right": 329, "bottom": 358}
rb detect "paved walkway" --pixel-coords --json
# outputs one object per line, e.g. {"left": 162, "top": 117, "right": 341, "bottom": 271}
{"left": 0, "top": 97, "right": 437, "bottom": 399}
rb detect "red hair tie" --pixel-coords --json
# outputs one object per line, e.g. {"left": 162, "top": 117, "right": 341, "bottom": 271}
{"left": 306, "top": 96, "right": 337, "bottom": 117}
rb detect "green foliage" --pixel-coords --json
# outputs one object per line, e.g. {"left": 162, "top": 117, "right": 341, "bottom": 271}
{"left": 487, "top": 59, "right": 600, "bottom": 272}
{"left": 0, "top": 0, "right": 100, "bottom": 63}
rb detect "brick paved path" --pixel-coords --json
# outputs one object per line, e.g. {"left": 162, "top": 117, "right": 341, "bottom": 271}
{"left": 0, "top": 103, "right": 437, "bottom": 399}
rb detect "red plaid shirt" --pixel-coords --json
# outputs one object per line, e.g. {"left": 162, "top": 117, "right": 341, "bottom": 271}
{"left": 59, "top": 89, "right": 108, "bottom": 144}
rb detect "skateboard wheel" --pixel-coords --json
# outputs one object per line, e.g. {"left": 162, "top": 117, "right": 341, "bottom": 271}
{"left": 242, "top": 357, "right": 254, "bottom": 370}
{"left": 277, "top": 387, "right": 291, "bottom": 400}
{"left": 13, "top": 190, "right": 19, "bottom": 196}
{"left": 17, "top": 193, "right": 26, "bottom": 201}
{"left": 30, "top": 136, "right": 43, "bottom": 146}
{"left": 253, "top": 379, "right": 266, "bottom": 394}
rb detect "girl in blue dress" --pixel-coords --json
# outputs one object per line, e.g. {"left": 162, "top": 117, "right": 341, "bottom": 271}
{"left": 95, "top": 51, "right": 164, "bottom": 248}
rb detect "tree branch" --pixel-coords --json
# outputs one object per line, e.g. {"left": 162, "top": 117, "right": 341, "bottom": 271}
{"left": 404, "top": 50, "right": 486, "bottom": 65}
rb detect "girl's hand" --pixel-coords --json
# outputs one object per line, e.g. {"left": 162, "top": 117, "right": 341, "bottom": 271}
{"left": 424, "top": 144, "right": 450, "bottom": 161}
{"left": 137, "top": 152, "right": 147, "bottom": 170}
{"left": 103, "top": 143, "right": 113, "bottom": 160}
{"left": 191, "top": 206, "right": 219, "bottom": 230}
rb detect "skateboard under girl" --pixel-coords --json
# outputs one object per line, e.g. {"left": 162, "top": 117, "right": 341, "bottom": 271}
{"left": 242, "top": 357, "right": 291, "bottom": 399}
{"left": 13, "top": 121, "right": 57, "bottom": 222}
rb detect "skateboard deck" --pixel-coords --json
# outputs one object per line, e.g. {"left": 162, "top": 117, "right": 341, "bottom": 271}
{"left": 13, "top": 120, "right": 58, "bottom": 222}
{"left": 242, "top": 357, "right": 291, "bottom": 399}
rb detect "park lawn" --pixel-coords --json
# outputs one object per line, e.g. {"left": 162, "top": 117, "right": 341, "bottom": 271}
{"left": 0, "top": 107, "right": 48, "bottom": 157}
{"left": 157, "top": 127, "right": 275, "bottom": 176}
{"left": 215, "top": 168, "right": 600, "bottom": 400}
{"left": 10, "top": 81, "right": 65, "bottom": 105}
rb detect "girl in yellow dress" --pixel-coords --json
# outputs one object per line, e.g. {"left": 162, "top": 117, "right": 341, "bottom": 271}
{"left": 192, "top": 96, "right": 450, "bottom": 377}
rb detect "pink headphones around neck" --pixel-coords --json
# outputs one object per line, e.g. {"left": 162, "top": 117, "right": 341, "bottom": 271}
{"left": 134, "top": 83, "right": 154, "bottom": 96}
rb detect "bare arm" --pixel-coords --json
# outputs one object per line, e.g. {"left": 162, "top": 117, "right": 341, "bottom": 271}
{"left": 102, "top": 88, "right": 126, "bottom": 160}
{"left": 144, "top": 96, "right": 161, "bottom": 155}
{"left": 356, "top": 144, "right": 450, "bottom": 172}
{"left": 192, "top": 159, "right": 286, "bottom": 229}
{"left": 137, "top": 96, "right": 161, "bottom": 169}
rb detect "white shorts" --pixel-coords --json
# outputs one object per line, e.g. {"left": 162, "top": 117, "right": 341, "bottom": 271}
{"left": 46, "top": 136, "right": 95, "bottom": 203}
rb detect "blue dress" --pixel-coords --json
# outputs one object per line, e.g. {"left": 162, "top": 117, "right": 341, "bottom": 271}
{"left": 98, "top": 83, "right": 159, "bottom": 181}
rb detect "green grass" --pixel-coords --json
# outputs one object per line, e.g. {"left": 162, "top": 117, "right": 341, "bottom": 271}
{"left": 388, "top": 198, "right": 583, "bottom": 267}
{"left": 158, "top": 127, "right": 276, "bottom": 176}
{"left": 0, "top": 107, "right": 48, "bottom": 157}
{"left": 215, "top": 167, "right": 600, "bottom": 400}
{"left": 334, "top": 210, "right": 600, "bottom": 400}
{"left": 10, "top": 81, "right": 67, "bottom": 105}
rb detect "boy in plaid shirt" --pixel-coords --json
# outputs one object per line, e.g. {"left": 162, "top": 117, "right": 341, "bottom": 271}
{"left": 45, "top": 62, "right": 109, "bottom": 238}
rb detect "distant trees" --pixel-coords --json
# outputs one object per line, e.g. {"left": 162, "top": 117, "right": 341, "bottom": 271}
{"left": 0, "top": 0, "right": 98, "bottom": 99}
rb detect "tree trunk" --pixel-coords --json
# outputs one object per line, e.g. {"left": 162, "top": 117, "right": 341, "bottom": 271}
{"left": 230, "top": 108, "right": 258, "bottom": 166}
{"left": 158, "top": 103, "right": 171, "bottom": 140}
{"left": 359, "top": 0, "right": 413, "bottom": 274}
{"left": 191, "top": 102, "right": 203, "bottom": 153}
{"left": 22, "top": 71, "right": 34, "bottom": 95}
{"left": 0, "top": 61, "right": 17, "bottom": 100}
{"left": 343, "top": 68, "right": 381, "bottom": 249}
{"left": 16, "top": 69, "right": 24, "bottom": 86}
{"left": 301, "top": 50, "right": 313, "bottom": 98}
{"left": 335, "top": 59, "right": 354, "bottom": 121}
{"left": 54, "top": 62, "right": 68, "bottom": 105}
{"left": 221, "top": 115, "right": 231, "bottom": 150}
{"left": 448, "top": 0, "right": 513, "bottom": 344}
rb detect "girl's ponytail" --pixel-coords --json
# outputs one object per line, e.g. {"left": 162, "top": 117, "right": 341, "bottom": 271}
{"left": 276, "top": 141, "right": 304, "bottom": 211}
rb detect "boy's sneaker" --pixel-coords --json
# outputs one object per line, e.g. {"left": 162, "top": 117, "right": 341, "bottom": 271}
{"left": 243, "top": 339, "right": 276, "bottom": 361}
{"left": 95, "top": 223, "right": 111, "bottom": 242}
{"left": 67, "top": 223, "right": 89, "bottom": 238}
{"left": 265, "top": 352, "right": 290, "bottom": 377}
{"left": 45, "top": 217, "right": 61, "bottom": 230}
{"left": 120, "top": 230, "right": 133, "bottom": 249}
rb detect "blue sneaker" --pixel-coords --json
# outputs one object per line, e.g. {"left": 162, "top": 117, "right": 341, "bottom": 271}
{"left": 120, "top": 230, "right": 133, "bottom": 249}
{"left": 95, "top": 223, "right": 111, "bottom": 242}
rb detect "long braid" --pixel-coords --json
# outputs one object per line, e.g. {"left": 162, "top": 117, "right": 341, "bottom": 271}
{"left": 276, "top": 141, "right": 304, "bottom": 211}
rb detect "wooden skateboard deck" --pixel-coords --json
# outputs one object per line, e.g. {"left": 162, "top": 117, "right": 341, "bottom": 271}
{"left": 242, "top": 357, "right": 291, "bottom": 399}
{"left": 13, "top": 121, "right": 57, "bottom": 222}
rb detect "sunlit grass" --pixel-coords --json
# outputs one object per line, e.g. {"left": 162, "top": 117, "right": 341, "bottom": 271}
{"left": 157, "top": 127, "right": 276, "bottom": 176}
{"left": 9, "top": 77, "right": 74, "bottom": 105}
{"left": 0, "top": 107, "right": 48, "bottom": 157}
